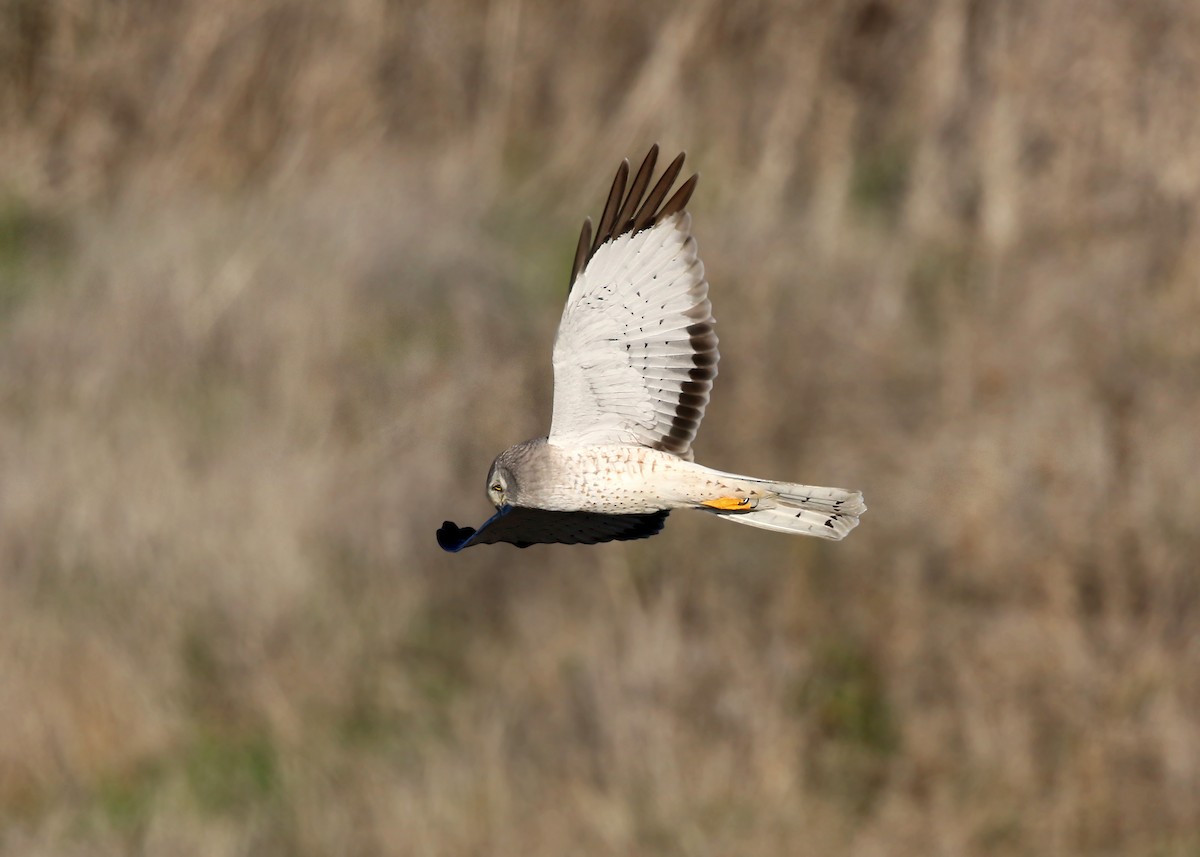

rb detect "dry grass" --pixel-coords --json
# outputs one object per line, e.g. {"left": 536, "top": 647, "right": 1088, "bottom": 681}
{"left": 2, "top": 1, "right": 1199, "bottom": 854}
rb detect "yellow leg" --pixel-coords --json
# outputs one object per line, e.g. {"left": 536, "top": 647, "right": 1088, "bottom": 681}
{"left": 701, "top": 496, "right": 755, "bottom": 511}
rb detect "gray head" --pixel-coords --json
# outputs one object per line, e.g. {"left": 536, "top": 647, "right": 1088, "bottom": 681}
{"left": 486, "top": 437, "right": 548, "bottom": 508}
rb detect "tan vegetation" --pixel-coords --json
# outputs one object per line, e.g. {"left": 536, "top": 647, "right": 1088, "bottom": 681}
{"left": 2, "top": 0, "right": 1199, "bottom": 854}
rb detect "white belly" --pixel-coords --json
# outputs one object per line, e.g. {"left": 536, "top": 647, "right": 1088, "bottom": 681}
{"left": 535, "top": 444, "right": 740, "bottom": 514}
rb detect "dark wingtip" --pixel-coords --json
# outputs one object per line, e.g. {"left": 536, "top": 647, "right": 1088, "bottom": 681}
{"left": 613, "top": 144, "right": 660, "bottom": 233}
{"left": 437, "top": 521, "right": 475, "bottom": 552}
{"left": 577, "top": 147, "right": 699, "bottom": 277}
{"left": 569, "top": 217, "right": 593, "bottom": 291}
{"left": 659, "top": 172, "right": 698, "bottom": 220}
{"left": 592, "top": 158, "right": 630, "bottom": 256}
{"left": 630, "top": 150, "right": 687, "bottom": 233}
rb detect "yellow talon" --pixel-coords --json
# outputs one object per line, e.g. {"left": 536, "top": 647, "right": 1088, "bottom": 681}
{"left": 701, "top": 496, "right": 754, "bottom": 511}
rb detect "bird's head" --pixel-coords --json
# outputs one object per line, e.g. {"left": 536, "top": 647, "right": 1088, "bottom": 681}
{"left": 486, "top": 438, "right": 548, "bottom": 508}
{"left": 485, "top": 459, "right": 511, "bottom": 509}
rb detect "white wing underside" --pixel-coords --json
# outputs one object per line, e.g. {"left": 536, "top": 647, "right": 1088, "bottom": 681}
{"left": 548, "top": 214, "right": 718, "bottom": 459}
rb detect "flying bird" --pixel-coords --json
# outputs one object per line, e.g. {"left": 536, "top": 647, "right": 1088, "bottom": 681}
{"left": 438, "top": 146, "right": 865, "bottom": 551}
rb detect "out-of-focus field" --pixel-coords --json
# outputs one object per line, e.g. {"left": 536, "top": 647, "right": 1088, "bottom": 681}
{"left": 2, "top": 1, "right": 1198, "bottom": 854}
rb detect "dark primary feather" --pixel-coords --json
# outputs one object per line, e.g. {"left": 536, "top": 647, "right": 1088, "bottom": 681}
{"left": 437, "top": 506, "right": 669, "bottom": 551}
{"left": 568, "top": 144, "right": 698, "bottom": 289}
{"left": 614, "top": 146, "right": 657, "bottom": 231}
{"left": 570, "top": 217, "right": 593, "bottom": 292}
{"left": 593, "top": 159, "right": 628, "bottom": 256}
{"left": 629, "top": 151, "right": 685, "bottom": 234}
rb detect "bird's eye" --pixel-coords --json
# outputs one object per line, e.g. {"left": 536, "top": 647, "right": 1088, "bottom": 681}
{"left": 491, "top": 483, "right": 502, "bottom": 493}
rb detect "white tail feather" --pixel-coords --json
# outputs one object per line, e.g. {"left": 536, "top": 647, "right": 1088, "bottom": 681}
{"left": 715, "top": 502, "right": 862, "bottom": 540}
{"left": 689, "top": 471, "right": 865, "bottom": 541}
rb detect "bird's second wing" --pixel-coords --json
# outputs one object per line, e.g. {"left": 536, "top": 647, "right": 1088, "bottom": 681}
{"left": 437, "top": 506, "right": 669, "bottom": 551}
{"left": 548, "top": 147, "right": 718, "bottom": 460}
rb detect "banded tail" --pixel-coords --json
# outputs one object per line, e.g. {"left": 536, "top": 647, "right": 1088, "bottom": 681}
{"left": 692, "top": 471, "right": 865, "bottom": 540}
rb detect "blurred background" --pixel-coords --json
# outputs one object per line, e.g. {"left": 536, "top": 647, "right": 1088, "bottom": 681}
{"left": 1, "top": 1, "right": 1198, "bottom": 854}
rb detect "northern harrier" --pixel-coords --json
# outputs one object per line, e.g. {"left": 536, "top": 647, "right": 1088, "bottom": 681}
{"left": 438, "top": 146, "right": 865, "bottom": 551}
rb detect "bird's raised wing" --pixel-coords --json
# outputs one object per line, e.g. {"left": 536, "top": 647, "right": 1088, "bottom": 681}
{"left": 437, "top": 506, "right": 669, "bottom": 551}
{"left": 548, "top": 146, "right": 718, "bottom": 460}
